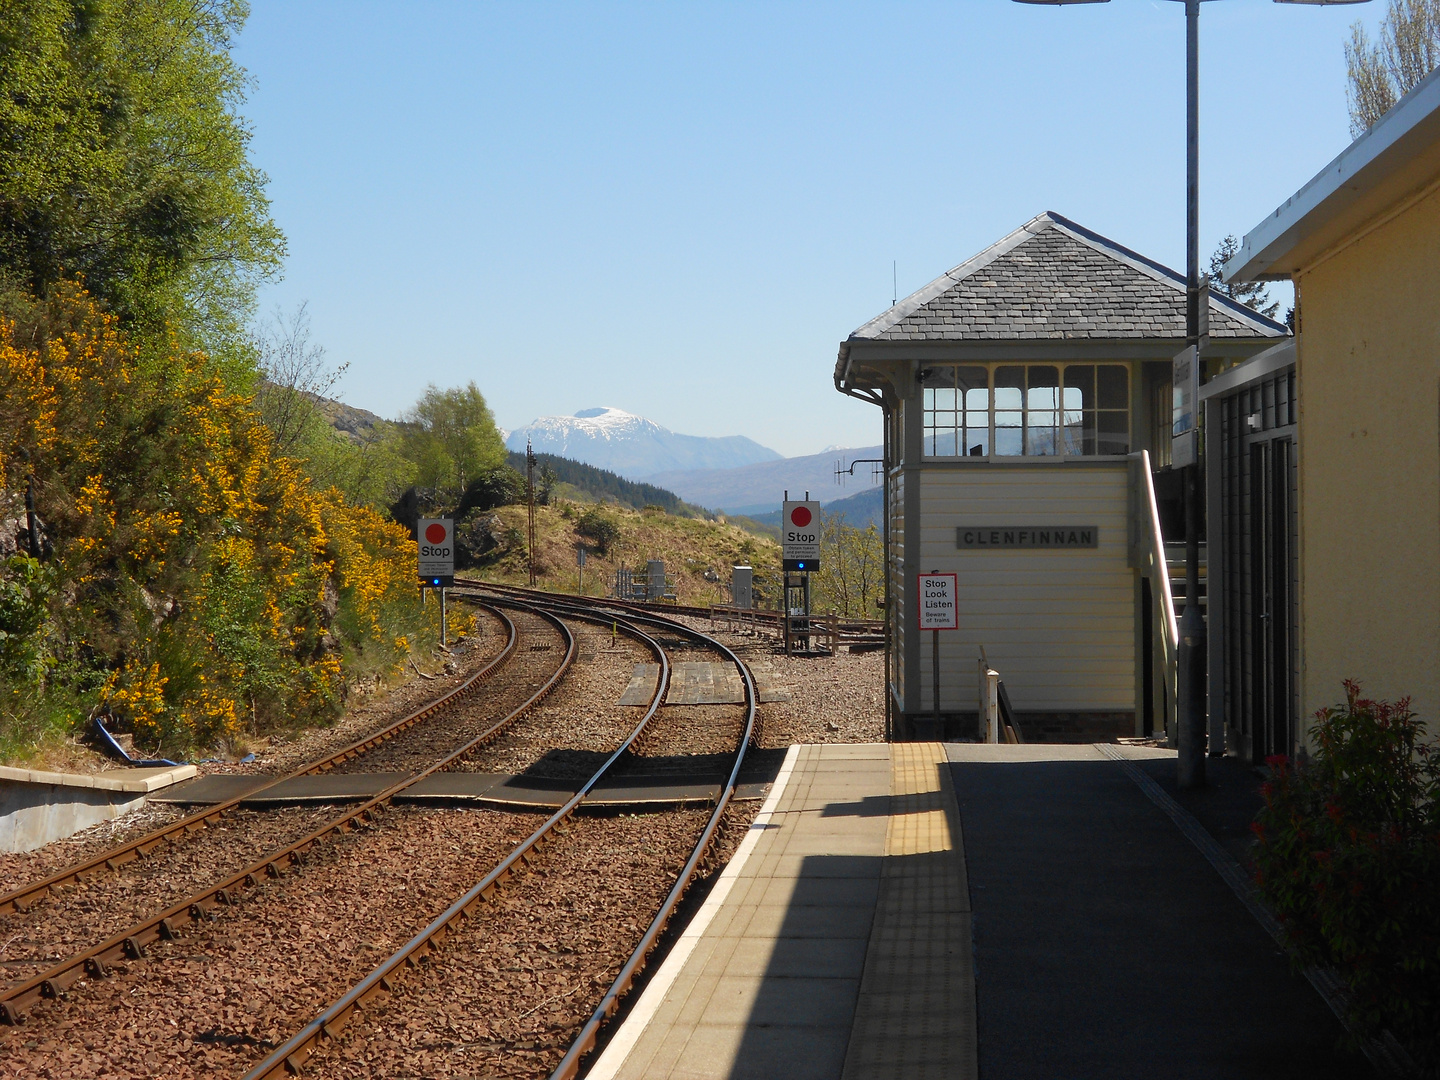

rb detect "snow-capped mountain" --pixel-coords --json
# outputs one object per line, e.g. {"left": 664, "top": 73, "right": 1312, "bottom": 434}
{"left": 504, "top": 407, "right": 781, "bottom": 481}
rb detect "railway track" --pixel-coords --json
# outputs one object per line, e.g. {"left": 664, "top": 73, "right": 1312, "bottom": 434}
{"left": 237, "top": 588, "right": 759, "bottom": 1080}
{"left": 459, "top": 577, "right": 886, "bottom": 646}
{"left": 0, "top": 589, "right": 765, "bottom": 1080}
{"left": 0, "top": 602, "right": 577, "bottom": 1028}
{"left": 0, "top": 603, "right": 516, "bottom": 923}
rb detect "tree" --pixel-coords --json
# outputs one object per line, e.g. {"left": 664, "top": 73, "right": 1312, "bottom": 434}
{"left": 813, "top": 512, "right": 883, "bottom": 618}
{"left": 536, "top": 464, "right": 558, "bottom": 506}
{"left": 1346, "top": 0, "right": 1440, "bottom": 137}
{"left": 1207, "top": 235, "right": 1279, "bottom": 321}
{"left": 254, "top": 303, "right": 348, "bottom": 456}
{"left": 0, "top": 283, "right": 438, "bottom": 755}
{"left": 575, "top": 506, "right": 620, "bottom": 555}
{"left": 400, "top": 383, "right": 507, "bottom": 501}
{"left": 0, "top": 0, "right": 285, "bottom": 360}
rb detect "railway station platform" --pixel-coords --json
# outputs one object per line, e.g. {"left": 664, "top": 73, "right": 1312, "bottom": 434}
{"left": 587, "top": 743, "right": 1374, "bottom": 1080}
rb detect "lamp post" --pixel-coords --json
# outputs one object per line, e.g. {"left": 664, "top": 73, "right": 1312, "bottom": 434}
{"left": 1013, "top": 0, "right": 1369, "bottom": 787}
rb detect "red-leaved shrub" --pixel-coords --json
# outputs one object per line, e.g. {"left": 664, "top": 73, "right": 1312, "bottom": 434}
{"left": 1254, "top": 681, "right": 1440, "bottom": 1067}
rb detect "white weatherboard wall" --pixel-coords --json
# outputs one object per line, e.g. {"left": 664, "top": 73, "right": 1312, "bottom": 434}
{"left": 890, "top": 469, "right": 905, "bottom": 705}
{"left": 916, "top": 464, "right": 1134, "bottom": 713}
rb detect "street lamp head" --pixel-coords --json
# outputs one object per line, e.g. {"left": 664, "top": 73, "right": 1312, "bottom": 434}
{"left": 1014, "top": 0, "right": 1372, "bottom": 4}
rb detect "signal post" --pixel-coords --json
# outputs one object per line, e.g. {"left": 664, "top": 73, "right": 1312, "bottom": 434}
{"left": 781, "top": 495, "right": 820, "bottom": 656}
{"left": 417, "top": 518, "right": 455, "bottom": 646}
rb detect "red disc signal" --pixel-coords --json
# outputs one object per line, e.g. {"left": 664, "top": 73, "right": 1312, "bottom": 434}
{"left": 790, "top": 506, "right": 812, "bottom": 528}
{"left": 425, "top": 523, "right": 448, "bottom": 544}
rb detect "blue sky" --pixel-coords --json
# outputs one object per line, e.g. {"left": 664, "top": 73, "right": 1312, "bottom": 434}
{"left": 236, "top": 1, "right": 1384, "bottom": 458}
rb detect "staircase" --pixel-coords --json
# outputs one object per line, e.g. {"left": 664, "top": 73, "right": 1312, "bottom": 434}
{"left": 1164, "top": 543, "right": 1207, "bottom": 624}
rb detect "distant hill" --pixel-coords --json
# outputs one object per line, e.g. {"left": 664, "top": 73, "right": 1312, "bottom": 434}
{"left": 507, "top": 451, "right": 701, "bottom": 516}
{"left": 308, "top": 394, "right": 385, "bottom": 442}
{"left": 745, "top": 486, "right": 882, "bottom": 531}
{"left": 643, "top": 445, "right": 884, "bottom": 516}
{"left": 505, "top": 407, "right": 781, "bottom": 481}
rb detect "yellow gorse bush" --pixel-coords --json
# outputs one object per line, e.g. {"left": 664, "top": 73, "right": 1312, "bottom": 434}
{"left": 0, "top": 283, "right": 435, "bottom": 754}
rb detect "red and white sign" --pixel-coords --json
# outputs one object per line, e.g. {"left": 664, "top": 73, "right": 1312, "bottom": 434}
{"left": 782, "top": 500, "right": 822, "bottom": 570}
{"left": 417, "top": 518, "right": 455, "bottom": 579}
{"left": 918, "top": 573, "right": 958, "bottom": 630}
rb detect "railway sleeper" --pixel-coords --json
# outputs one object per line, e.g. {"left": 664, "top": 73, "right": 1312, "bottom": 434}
{"left": 103, "top": 849, "right": 138, "bottom": 871}
{"left": 40, "top": 969, "right": 78, "bottom": 998}
{"left": 7, "top": 890, "right": 38, "bottom": 913}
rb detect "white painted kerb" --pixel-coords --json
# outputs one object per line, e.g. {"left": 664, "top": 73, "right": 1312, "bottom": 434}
{"left": 585, "top": 743, "right": 803, "bottom": 1080}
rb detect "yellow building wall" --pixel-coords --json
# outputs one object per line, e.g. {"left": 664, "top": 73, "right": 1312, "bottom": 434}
{"left": 1296, "top": 185, "right": 1440, "bottom": 734}
{"left": 915, "top": 465, "right": 1135, "bottom": 713}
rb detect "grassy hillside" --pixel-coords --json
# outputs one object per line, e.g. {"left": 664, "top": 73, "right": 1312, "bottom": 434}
{"left": 466, "top": 502, "right": 782, "bottom": 608}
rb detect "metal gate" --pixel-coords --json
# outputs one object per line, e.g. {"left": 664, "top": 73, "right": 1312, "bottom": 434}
{"left": 1215, "top": 361, "right": 1299, "bottom": 764}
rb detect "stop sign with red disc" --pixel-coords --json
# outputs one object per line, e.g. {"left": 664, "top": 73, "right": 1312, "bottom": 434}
{"left": 781, "top": 500, "right": 821, "bottom": 571}
{"left": 417, "top": 518, "right": 455, "bottom": 583}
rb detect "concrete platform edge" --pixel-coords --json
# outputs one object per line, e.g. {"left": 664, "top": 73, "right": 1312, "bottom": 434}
{"left": 586, "top": 743, "right": 804, "bottom": 1080}
{"left": 0, "top": 763, "right": 199, "bottom": 853}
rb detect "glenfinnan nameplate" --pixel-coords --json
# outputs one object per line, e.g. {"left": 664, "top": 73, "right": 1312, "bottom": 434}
{"left": 956, "top": 526, "right": 1098, "bottom": 549}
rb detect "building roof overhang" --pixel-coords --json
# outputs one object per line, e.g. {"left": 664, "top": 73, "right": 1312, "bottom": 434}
{"left": 835, "top": 211, "right": 1286, "bottom": 397}
{"left": 1225, "top": 67, "right": 1440, "bottom": 283}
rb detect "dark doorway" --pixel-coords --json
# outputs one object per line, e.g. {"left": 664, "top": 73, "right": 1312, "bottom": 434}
{"left": 1217, "top": 363, "right": 1298, "bottom": 766}
{"left": 1248, "top": 437, "right": 1294, "bottom": 762}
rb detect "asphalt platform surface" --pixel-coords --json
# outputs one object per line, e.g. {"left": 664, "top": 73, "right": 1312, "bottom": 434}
{"left": 949, "top": 745, "right": 1373, "bottom": 1080}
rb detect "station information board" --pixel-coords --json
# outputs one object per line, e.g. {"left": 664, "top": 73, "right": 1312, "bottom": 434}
{"left": 417, "top": 518, "right": 455, "bottom": 586}
{"left": 918, "top": 573, "right": 958, "bottom": 630}
{"left": 782, "top": 500, "right": 821, "bottom": 572}
{"left": 1172, "top": 344, "right": 1198, "bottom": 469}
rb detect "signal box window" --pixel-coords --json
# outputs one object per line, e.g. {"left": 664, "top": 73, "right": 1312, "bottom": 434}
{"left": 922, "top": 366, "right": 989, "bottom": 457}
{"left": 922, "top": 364, "right": 1129, "bottom": 459}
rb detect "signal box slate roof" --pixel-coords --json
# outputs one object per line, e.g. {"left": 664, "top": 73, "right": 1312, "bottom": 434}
{"left": 836, "top": 212, "right": 1287, "bottom": 385}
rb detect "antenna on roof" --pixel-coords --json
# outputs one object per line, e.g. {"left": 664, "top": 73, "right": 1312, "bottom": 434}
{"left": 893, "top": 260, "right": 897, "bottom": 307}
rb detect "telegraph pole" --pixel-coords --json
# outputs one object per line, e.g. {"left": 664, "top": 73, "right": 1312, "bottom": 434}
{"left": 1176, "top": 0, "right": 1206, "bottom": 789}
{"left": 526, "top": 439, "right": 538, "bottom": 587}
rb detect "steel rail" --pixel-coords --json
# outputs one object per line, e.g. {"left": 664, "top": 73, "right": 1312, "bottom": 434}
{"left": 0, "top": 602, "right": 518, "bottom": 920}
{"left": 0, "top": 605, "right": 574, "bottom": 1026}
{"left": 495, "top": 590, "right": 759, "bottom": 1080}
{"left": 458, "top": 576, "right": 886, "bottom": 636}
{"left": 238, "top": 607, "right": 673, "bottom": 1080}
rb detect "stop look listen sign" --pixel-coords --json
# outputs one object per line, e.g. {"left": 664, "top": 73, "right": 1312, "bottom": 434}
{"left": 918, "top": 573, "right": 958, "bottom": 630}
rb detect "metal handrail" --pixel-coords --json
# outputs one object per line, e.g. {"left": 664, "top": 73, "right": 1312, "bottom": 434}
{"left": 1132, "top": 451, "right": 1179, "bottom": 726}
{"left": 1139, "top": 450, "right": 1180, "bottom": 648}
